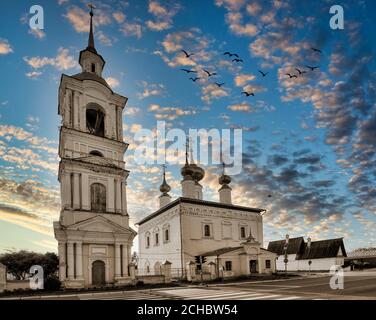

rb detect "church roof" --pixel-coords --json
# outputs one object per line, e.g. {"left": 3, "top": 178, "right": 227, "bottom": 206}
{"left": 71, "top": 72, "right": 113, "bottom": 92}
{"left": 136, "top": 197, "right": 265, "bottom": 225}
{"left": 200, "top": 247, "right": 243, "bottom": 257}
{"left": 347, "top": 247, "right": 376, "bottom": 259}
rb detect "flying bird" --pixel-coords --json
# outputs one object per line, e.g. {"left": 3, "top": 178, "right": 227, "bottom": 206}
{"left": 295, "top": 68, "right": 307, "bottom": 75}
{"left": 258, "top": 70, "right": 269, "bottom": 77}
{"left": 285, "top": 73, "right": 298, "bottom": 78}
{"left": 311, "top": 47, "right": 322, "bottom": 54}
{"left": 203, "top": 69, "right": 217, "bottom": 77}
{"left": 189, "top": 77, "right": 200, "bottom": 82}
{"left": 181, "top": 49, "right": 194, "bottom": 58}
{"left": 224, "top": 52, "right": 239, "bottom": 58}
{"left": 215, "top": 82, "right": 225, "bottom": 87}
{"left": 242, "top": 91, "right": 254, "bottom": 97}
{"left": 180, "top": 68, "right": 197, "bottom": 74}
{"left": 232, "top": 58, "right": 243, "bottom": 63}
{"left": 305, "top": 65, "right": 320, "bottom": 71}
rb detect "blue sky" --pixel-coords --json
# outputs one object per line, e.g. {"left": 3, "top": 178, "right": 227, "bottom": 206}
{"left": 0, "top": 0, "right": 375, "bottom": 253}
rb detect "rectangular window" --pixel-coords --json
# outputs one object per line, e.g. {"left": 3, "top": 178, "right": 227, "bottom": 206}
{"left": 265, "top": 260, "right": 271, "bottom": 269}
{"left": 225, "top": 261, "right": 232, "bottom": 271}
{"left": 204, "top": 224, "right": 211, "bottom": 237}
{"left": 240, "top": 227, "right": 246, "bottom": 239}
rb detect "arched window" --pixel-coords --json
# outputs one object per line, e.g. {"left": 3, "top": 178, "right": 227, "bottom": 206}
{"left": 86, "top": 105, "right": 105, "bottom": 137}
{"left": 89, "top": 150, "right": 104, "bottom": 157}
{"left": 240, "top": 227, "right": 246, "bottom": 239}
{"left": 165, "top": 229, "right": 169, "bottom": 241}
{"left": 145, "top": 232, "right": 151, "bottom": 248}
{"left": 91, "top": 183, "right": 106, "bottom": 212}
{"left": 204, "top": 224, "right": 211, "bottom": 237}
{"left": 155, "top": 233, "right": 159, "bottom": 245}
{"left": 91, "top": 63, "right": 96, "bottom": 73}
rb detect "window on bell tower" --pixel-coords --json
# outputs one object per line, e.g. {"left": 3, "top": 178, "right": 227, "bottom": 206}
{"left": 86, "top": 106, "right": 105, "bottom": 137}
{"left": 91, "top": 63, "right": 96, "bottom": 73}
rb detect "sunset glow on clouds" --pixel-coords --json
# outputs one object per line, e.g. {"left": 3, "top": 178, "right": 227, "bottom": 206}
{"left": 0, "top": 0, "right": 375, "bottom": 252}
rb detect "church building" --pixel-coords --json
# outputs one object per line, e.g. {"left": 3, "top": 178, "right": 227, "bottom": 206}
{"left": 54, "top": 8, "right": 136, "bottom": 288}
{"left": 137, "top": 148, "right": 277, "bottom": 278}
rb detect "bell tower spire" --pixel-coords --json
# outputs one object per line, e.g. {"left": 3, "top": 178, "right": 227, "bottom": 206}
{"left": 87, "top": 4, "right": 97, "bottom": 53}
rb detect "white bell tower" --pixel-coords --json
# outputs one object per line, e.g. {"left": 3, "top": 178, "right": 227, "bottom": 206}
{"left": 54, "top": 6, "right": 136, "bottom": 289}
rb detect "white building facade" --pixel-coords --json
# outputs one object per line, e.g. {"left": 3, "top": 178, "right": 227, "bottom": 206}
{"left": 54, "top": 9, "right": 136, "bottom": 288}
{"left": 137, "top": 156, "right": 276, "bottom": 277}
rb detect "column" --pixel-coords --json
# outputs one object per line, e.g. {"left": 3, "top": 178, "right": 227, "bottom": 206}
{"left": 67, "top": 242, "right": 74, "bottom": 280}
{"left": 79, "top": 94, "right": 86, "bottom": 132}
{"left": 73, "top": 173, "right": 81, "bottom": 209}
{"left": 117, "top": 106, "right": 122, "bottom": 141}
{"left": 73, "top": 91, "right": 79, "bottom": 130}
{"left": 121, "top": 181, "right": 127, "bottom": 214}
{"left": 116, "top": 179, "right": 122, "bottom": 213}
{"left": 81, "top": 173, "right": 89, "bottom": 210}
{"left": 107, "top": 177, "right": 115, "bottom": 212}
{"left": 58, "top": 242, "right": 66, "bottom": 282}
{"left": 75, "top": 242, "right": 83, "bottom": 280}
{"left": 122, "top": 244, "right": 128, "bottom": 276}
{"left": 61, "top": 172, "right": 71, "bottom": 209}
{"left": 115, "top": 244, "right": 121, "bottom": 278}
{"left": 127, "top": 245, "right": 132, "bottom": 265}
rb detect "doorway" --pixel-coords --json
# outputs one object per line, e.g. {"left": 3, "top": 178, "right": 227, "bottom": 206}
{"left": 92, "top": 260, "right": 106, "bottom": 286}
{"left": 249, "top": 260, "right": 257, "bottom": 273}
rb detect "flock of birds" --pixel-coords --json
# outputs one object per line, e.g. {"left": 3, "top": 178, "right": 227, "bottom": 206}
{"left": 179, "top": 47, "right": 322, "bottom": 98}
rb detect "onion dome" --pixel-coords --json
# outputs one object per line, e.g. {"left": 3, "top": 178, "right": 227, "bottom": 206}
{"left": 219, "top": 162, "right": 231, "bottom": 185}
{"left": 160, "top": 166, "right": 171, "bottom": 194}
{"left": 191, "top": 163, "right": 205, "bottom": 182}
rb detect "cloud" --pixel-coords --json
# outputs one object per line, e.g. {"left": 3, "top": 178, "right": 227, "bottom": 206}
{"left": 64, "top": 5, "right": 111, "bottom": 33}
{"left": 24, "top": 47, "right": 78, "bottom": 72}
{"left": 148, "top": 104, "right": 197, "bottom": 121}
{"left": 105, "top": 77, "right": 120, "bottom": 88}
{"left": 113, "top": 11, "right": 125, "bottom": 23}
{"left": 234, "top": 74, "right": 255, "bottom": 86}
{"left": 96, "top": 30, "right": 113, "bottom": 46}
{"left": 137, "top": 81, "right": 165, "bottom": 99}
{"left": 120, "top": 22, "right": 142, "bottom": 39}
{"left": 25, "top": 71, "right": 42, "bottom": 79}
{"left": 146, "top": 1, "right": 181, "bottom": 31}
{"left": 28, "top": 28, "right": 46, "bottom": 40}
{"left": 0, "top": 39, "right": 13, "bottom": 55}
{"left": 201, "top": 83, "right": 229, "bottom": 104}
{"left": 227, "top": 103, "right": 253, "bottom": 113}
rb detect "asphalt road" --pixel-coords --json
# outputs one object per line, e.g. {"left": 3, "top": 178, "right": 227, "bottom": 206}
{"left": 2, "top": 272, "right": 375, "bottom": 300}
{"left": 213, "top": 273, "right": 376, "bottom": 299}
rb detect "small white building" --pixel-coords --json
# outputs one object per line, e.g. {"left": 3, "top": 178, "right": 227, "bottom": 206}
{"left": 137, "top": 155, "right": 277, "bottom": 278}
{"left": 267, "top": 237, "right": 347, "bottom": 272}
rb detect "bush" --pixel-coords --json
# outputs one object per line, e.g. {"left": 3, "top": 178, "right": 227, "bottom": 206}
{"left": 44, "top": 275, "right": 61, "bottom": 291}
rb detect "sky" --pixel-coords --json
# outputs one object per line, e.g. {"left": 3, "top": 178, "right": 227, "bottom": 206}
{"left": 0, "top": 0, "right": 375, "bottom": 253}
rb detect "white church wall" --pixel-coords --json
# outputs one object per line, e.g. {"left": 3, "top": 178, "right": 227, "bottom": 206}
{"left": 180, "top": 203, "right": 263, "bottom": 264}
{"left": 138, "top": 207, "right": 183, "bottom": 272}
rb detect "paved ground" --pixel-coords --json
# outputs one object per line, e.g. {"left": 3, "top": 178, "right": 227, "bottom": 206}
{"left": 2, "top": 272, "right": 376, "bottom": 300}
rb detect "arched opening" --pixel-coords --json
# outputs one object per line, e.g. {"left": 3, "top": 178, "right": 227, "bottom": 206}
{"left": 91, "top": 63, "right": 96, "bottom": 73}
{"left": 91, "top": 183, "right": 106, "bottom": 212}
{"left": 92, "top": 260, "right": 105, "bottom": 286}
{"left": 86, "top": 104, "right": 105, "bottom": 137}
{"left": 89, "top": 150, "right": 104, "bottom": 157}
